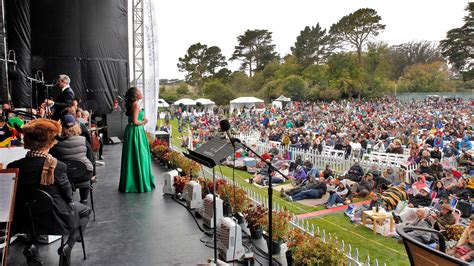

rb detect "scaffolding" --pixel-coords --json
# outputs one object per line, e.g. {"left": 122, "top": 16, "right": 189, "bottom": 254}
{"left": 132, "top": 0, "right": 144, "bottom": 90}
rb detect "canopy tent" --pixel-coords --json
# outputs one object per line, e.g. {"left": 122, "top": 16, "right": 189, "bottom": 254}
{"left": 195, "top": 98, "right": 215, "bottom": 114}
{"left": 229, "top": 97, "right": 264, "bottom": 113}
{"left": 275, "top": 95, "right": 291, "bottom": 102}
{"left": 195, "top": 98, "right": 215, "bottom": 105}
{"left": 173, "top": 98, "right": 196, "bottom": 106}
{"left": 157, "top": 99, "right": 170, "bottom": 108}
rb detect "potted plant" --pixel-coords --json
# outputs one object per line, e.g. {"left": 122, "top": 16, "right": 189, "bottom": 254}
{"left": 173, "top": 176, "right": 190, "bottom": 195}
{"left": 291, "top": 233, "right": 346, "bottom": 266}
{"left": 217, "top": 184, "right": 250, "bottom": 221}
{"left": 262, "top": 208, "right": 291, "bottom": 255}
{"left": 286, "top": 229, "right": 307, "bottom": 266}
{"left": 243, "top": 204, "right": 267, "bottom": 240}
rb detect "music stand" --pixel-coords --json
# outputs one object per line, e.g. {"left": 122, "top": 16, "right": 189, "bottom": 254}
{"left": 182, "top": 137, "right": 234, "bottom": 264}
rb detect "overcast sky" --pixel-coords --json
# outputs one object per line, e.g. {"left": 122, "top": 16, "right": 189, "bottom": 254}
{"left": 155, "top": 0, "right": 469, "bottom": 80}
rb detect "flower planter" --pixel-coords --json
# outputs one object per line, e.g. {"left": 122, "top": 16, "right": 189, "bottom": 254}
{"left": 271, "top": 239, "right": 282, "bottom": 255}
{"left": 285, "top": 250, "right": 293, "bottom": 266}
{"left": 250, "top": 228, "right": 263, "bottom": 240}
{"left": 223, "top": 201, "right": 232, "bottom": 217}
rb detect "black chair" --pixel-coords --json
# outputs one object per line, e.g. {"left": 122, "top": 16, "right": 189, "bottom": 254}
{"left": 63, "top": 160, "right": 96, "bottom": 221}
{"left": 19, "top": 188, "right": 86, "bottom": 265}
{"left": 396, "top": 225, "right": 469, "bottom": 266}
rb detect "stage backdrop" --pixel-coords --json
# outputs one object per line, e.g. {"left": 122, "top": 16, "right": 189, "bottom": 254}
{"left": 6, "top": 0, "right": 129, "bottom": 115}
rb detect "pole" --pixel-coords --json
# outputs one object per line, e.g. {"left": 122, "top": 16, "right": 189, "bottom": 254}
{"left": 232, "top": 138, "right": 289, "bottom": 263}
{"left": 212, "top": 167, "right": 217, "bottom": 264}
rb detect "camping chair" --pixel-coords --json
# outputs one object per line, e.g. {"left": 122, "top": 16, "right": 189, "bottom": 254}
{"left": 396, "top": 225, "right": 469, "bottom": 266}
{"left": 63, "top": 160, "right": 96, "bottom": 221}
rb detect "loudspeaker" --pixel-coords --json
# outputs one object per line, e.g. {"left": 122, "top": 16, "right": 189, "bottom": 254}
{"left": 109, "top": 137, "right": 122, "bottom": 144}
{"left": 107, "top": 111, "right": 127, "bottom": 141}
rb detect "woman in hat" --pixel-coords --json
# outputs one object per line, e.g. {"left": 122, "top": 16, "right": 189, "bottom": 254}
{"left": 8, "top": 118, "right": 91, "bottom": 265}
{"left": 119, "top": 87, "right": 155, "bottom": 193}
{"left": 428, "top": 203, "right": 456, "bottom": 231}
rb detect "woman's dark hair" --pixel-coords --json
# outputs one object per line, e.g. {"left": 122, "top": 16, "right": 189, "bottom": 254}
{"left": 125, "top": 87, "right": 139, "bottom": 116}
{"left": 434, "top": 181, "right": 444, "bottom": 189}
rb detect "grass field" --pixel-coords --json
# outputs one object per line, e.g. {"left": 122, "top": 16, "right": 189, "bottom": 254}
{"left": 160, "top": 118, "right": 409, "bottom": 265}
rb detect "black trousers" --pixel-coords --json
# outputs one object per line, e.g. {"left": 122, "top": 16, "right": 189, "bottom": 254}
{"left": 67, "top": 202, "right": 91, "bottom": 248}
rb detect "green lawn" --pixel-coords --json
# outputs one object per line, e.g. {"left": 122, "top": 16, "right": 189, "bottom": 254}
{"left": 161, "top": 118, "right": 409, "bottom": 265}
{"left": 307, "top": 213, "right": 409, "bottom": 265}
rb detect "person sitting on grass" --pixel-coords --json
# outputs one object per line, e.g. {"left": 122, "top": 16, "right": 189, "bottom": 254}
{"left": 350, "top": 173, "right": 375, "bottom": 199}
{"left": 282, "top": 176, "right": 327, "bottom": 202}
{"left": 426, "top": 203, "right": 456, "bottom": 231}
{"left": 322, "top": 164, "right": 334, "bottom": 180}
{"left": 401, "top": 208, "right": 433, "bottom": 245}
{"left": 430, "top": 159, "right": 444, "bottom": 181}
{"left": 447, "top": 216, "right": 474, "bottom": 262}
{"left": 433, "top": 180, "right": 449, "bottom": 200}
{"left": 407, "top": 187, "right": 432, "bottom": 208}
{"left": 452, "top": 178, "right": 470, "bottom": 201}
{"left": 290, "top": 165, "right": 307, "bottom": 185}
{"left": 441, "top": 170, "right": 459, "bottom": 194}
{"left": 344, "top": 161, "right": 364, "bottom": 182}
{"left": 325, "top": 180, "right": 349, "bottom": 208}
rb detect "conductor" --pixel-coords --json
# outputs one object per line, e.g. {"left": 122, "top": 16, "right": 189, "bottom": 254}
{"left": 45, "top": 74, "right": 75, "bottom": 120}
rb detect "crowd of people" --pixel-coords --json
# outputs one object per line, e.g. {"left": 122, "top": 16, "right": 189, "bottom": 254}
{"left": 167, "top": 96, "right": 474, "bottom": 261}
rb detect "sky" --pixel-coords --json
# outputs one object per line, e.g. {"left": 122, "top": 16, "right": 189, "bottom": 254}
{"left": 155, "top": 0, "right": 469, "bottom": 80}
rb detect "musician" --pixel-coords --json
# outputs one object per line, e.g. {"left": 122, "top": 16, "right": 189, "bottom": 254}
{"left": 45, "top": 74, "right": 75, "bottom": 120}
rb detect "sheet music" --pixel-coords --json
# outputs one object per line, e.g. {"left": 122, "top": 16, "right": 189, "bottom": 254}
{"left": 0, "top": 172, "right": 16, "bottom": 222}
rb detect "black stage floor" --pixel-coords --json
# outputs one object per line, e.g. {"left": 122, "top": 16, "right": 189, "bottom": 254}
{"left": 7, "top": 144, "right": 213, "bottom": 265}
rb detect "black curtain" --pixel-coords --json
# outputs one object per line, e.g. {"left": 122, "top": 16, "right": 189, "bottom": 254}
{"left": 5, "top": 0, "right": 31, "bottom": 108}
{"left": 6, "top": 0, "right": 128, "bottom": 115}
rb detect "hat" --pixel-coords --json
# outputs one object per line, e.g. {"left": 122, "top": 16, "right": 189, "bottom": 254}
{"left": 421, "top": 187, "right": 430, "bottom": 194}
{"left": 441, "top": 203, "right": 453, "bottom": 211}
{"left": 22, "top": 118, "right": 61, "bottom": 147}
{"left": 61, "top": 114, "right": 77, "bottom": 128}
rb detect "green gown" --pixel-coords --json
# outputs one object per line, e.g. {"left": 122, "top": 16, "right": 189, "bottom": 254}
{"left": 119, "top": 109, "right": 155, "bottom": 193}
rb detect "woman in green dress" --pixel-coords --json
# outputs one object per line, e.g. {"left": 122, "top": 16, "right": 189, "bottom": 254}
{"left": 119, "top": 87, "right": 155, "bottom": 193}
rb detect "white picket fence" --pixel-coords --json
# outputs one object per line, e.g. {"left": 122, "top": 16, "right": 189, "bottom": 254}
{"left": 206, "top": 167, "right": 387, "bottom": 266}
{"left": 169, "top": 144, "right": 389, "bottom": 265}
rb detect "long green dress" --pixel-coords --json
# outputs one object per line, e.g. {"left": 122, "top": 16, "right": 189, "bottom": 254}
{"left": 119, "top": 109, "right": 155, "bottom": 193}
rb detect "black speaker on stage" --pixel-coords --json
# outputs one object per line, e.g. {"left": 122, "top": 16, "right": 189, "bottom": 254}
{"left": 107, "top": 111, "right": 127, "bottom": 142}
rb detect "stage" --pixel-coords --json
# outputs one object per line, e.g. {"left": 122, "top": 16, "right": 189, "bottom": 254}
{"left": 6, "top": 144, "right": 211, "bottom": 265}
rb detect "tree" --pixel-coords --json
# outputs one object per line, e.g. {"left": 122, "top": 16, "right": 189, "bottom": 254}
{"left": 176, "top": 82, "right": 189, "bottom": 96}
{"left": 177, "top": 43, "right": 227, "bottom": 85}
{"left": 330, "top": 8, "right": 385, "bottom": 64}
{"left": 291, "top": 23, "right": 334, "bottom": 67}
{"left": 398, "top": 61, "right": 454, "bottom": 92}
{"left": 390, "top": 41, "right": 443, "bottom": 79}
{"left": 281, "top": 75, "right": 307, "bottom": 101}
{"left": 274, "top": 55, "right": 300, "bottom": 80}
{"left": 202, "top": 80, "right": 236, "bottom": 106}
{"left": 230, "top": 29, "right": 279, "bottom": 77}
{"left": 440, "top": 2, "right": 474, "bottom": 81}
{"left": 327, "top": 52, "right": 366, "bottom": 98}
{"left": 259, "top": 79, "right": 283, "bottom": 101}
{"left": 302, "top": 64, "right": 328, "bottom": 88}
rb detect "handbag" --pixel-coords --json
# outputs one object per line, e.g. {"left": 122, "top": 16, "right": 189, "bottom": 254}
{"left": 91, "top": 132, "right": 101, "bottom": 152}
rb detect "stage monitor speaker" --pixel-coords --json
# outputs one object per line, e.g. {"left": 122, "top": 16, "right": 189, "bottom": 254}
{"left": 109, "top": 137, "right": 122, "bottom": 144}
{"left": 107, "top": 111, "right": 127, "bottom": 141}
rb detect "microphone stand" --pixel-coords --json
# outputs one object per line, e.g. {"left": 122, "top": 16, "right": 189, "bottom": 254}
{"left": 232, "top": 138, "right": 288, "bottom": 263}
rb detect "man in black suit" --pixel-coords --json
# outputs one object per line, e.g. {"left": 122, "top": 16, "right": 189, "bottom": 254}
{"left": 45, "top": 74, "right": 75, "bottom": 120}
{"left": 8, "top": 118, "right": 90, "bottom": 266}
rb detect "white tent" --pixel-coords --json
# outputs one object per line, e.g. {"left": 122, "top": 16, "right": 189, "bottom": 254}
{"left": 229, "top": 97, "right": 264, "bottom": 113}
{"left": 195, "top": 98, "right": 215, "bottom": 105}
{"left": 157, "top": 98, "right": 170, "bottom": 108}
{"left": 195, "top": 98, "right": 215, "bottom": 114}
{"left": 275, "top": 95, "right": 291, "bottom": 102}
{"left": 173, "top": 98, "right": 196, "bottom": 106}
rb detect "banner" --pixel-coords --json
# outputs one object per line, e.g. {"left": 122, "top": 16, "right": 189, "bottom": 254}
{"left": 143, "top": 0, "right": 159, "bottom": 134}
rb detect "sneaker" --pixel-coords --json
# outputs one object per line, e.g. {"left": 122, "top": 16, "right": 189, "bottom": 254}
{"left": 336, "top": 203, "right": 344, "bottom": 207}
{"left": 326, "top": 204, "right": 334, "bottom": 209}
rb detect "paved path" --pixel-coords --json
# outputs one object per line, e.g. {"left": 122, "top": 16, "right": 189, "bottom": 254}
{"left": 296, "top": 200, "right": 371, "bottom": 219}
